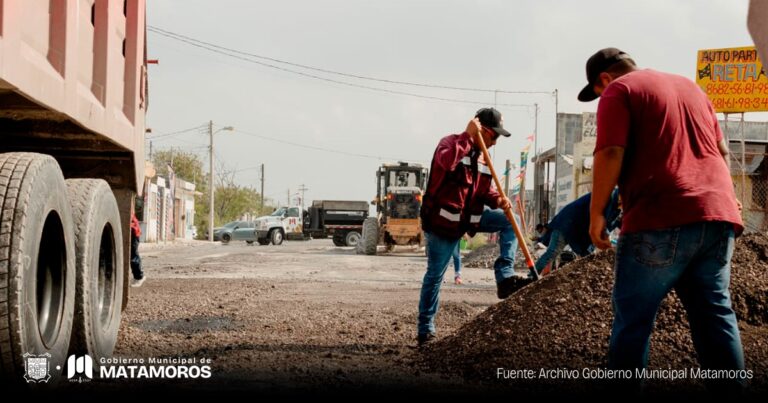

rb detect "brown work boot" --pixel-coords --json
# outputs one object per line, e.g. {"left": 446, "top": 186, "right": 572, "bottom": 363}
{"left": 417, "top": 332, "right": 436, "bottom": 347}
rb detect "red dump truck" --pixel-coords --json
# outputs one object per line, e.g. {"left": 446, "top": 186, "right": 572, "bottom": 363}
{"left": 0, "top": 1, "right": 147, "bottom": 379}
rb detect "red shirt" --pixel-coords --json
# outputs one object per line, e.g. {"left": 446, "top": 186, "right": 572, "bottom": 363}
{"left": 595, "top": 69, "right": 743, "bottom": 234}
{"left": 131, "top": 214, "right": 141, "bottom": 238}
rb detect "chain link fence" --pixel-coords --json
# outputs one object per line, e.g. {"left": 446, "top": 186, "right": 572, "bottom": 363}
{"left": 731, "top": 146, "right": 768, "bottom": 233}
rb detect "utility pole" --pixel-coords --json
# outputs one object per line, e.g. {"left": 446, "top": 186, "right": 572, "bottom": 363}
{"left": 298, "top": 184, "right": 308, "bottom": 211}
{"left": 287, "top": 189, "right": 290, "bottom": 206}
{"left": 504, "top": 159, "right": 511, "bottom": 198}
{"left": 149, "top": 141, "right": 153, "bottom": 160}
{"left": 493, "top": 89, "right": 498, "bottom": 161}
{"left": 208, "top": 120, "right": 214, "bottom": 242}
{"left": 534, "top": 103, "right": 539, "bottom": 155}
{"left": 206, "top": 121, "right": 233, "bottom": 242}
{"left": 553, "top": 89, "right": 560, "bottom": 149}
{"left": 260, "top": 163, "right": 265, "bottom": 213}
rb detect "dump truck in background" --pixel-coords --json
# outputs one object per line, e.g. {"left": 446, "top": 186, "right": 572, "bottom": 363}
{"left": 0, "top": 1, "right": 147, "bottom": 378}
{"left": 303, "top": 200, "right": 369, "bottom": 247}
{"left": 219, "top": 201, "right": 368, "bottom": 247}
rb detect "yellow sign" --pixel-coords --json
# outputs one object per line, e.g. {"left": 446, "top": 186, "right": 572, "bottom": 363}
{"left": 696, "top": 46, "right": 768, "bottom": 113}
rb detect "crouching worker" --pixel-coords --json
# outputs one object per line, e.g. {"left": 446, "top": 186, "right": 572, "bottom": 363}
{"left": 417, "top": 108, "right": 520, "bottom": 346}
{"left": 533, "top": 189, "right": 621, "bottom": 277}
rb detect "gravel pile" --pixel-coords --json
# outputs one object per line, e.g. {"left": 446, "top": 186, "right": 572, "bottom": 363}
{"left": 463, "top": 244, "right": 499, "bottom": 268}
{"left": 463, "top": 243, "right": 532, "bottom": 271}
{"left": 422, "top": 233, "right": 768, "bottom": 394}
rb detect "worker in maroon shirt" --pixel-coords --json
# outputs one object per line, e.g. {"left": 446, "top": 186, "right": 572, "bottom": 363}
{"left": 417, "top": 108, "right": 520, "bottom": 346}
{"left": 582, "top": 48, "right": 745, "bottom": 392}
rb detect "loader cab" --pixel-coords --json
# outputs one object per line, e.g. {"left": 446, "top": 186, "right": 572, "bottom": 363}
{"left": 375, "top": 162, "right": 428, "bottom": 221}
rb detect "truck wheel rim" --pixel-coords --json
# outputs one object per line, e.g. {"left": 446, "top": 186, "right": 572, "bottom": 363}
{"left": 37, "top": 212, "right": 67, "bottom": 348}
{"left": 97, "top": 224, "right": 116, "bottom": 327}
{"left": 347, "top": 233, "right": 360, "bottom": 246}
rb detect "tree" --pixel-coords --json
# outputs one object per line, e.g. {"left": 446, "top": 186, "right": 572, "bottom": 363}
{"left": 150, "top": 148, "right": 274, "bottom": 239}
{"left": 212, "top": 169, "right": 263, "bottom": 225}
{"left": 151, "top": 148, "right": 204, "bottom": 185}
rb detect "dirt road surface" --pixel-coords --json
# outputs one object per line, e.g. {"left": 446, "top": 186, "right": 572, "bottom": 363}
{"left": 44, "top": 237, "right": 765, "bottom": 398}
{"left": 109, "top": 239, "right": 502, "bottom": 395}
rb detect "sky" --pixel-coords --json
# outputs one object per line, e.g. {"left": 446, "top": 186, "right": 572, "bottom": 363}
{"left": 145, "top": 0, "right": 759, "bottom": 208}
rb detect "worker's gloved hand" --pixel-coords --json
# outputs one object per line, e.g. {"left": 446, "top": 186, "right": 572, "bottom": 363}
{"left": 466, "top": 118, "right": 482, "bottom": 145}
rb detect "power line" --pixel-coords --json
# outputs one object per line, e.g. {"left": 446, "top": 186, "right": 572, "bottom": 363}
{"left": 147, "top": 27, "right": 535, "bottom": 108}
{"left": 148, "top": 123, "right": 207, "bottom": 139}
{"left": 151, "top": 135, "right": 208, "bottom": 146}
{"left": 232, "top": 128, "right": 428, "bottom": 164}
{"left": 148, "top": 25, "right": 553, "bottom": 96}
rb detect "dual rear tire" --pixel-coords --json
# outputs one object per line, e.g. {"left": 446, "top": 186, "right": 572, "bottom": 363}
{"left": 66, "top": 179, "right": 123, "bottom": 359}
{"left": 0, "top": 153, "right": 124, "bottom": 379}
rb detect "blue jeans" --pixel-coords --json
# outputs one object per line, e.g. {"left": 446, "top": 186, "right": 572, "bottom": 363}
{"left": 534, "top": 229, "right": 566, "bottom": 274}
{"left": 418, "top": 208, "right": 518, "bottom": 336}
{"left": 452, "top": 243, "right": 461, "bottom": 276}
{"left": 130, "top": 233, "right": 144, "bottom": 280}
{"left": 609, "top": 221, "right": 744, "bottom": 391}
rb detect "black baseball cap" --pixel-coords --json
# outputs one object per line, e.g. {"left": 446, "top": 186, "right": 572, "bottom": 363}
{"left": 578, "top": 48, "right": 633, "bottom": 102}
{"left": 475, "top": 107, "right": 511, "bottom": 137}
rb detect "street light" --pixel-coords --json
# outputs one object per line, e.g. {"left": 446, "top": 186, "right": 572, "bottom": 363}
{"left": 209, "top": 121, "right": 234, "bottom": 242}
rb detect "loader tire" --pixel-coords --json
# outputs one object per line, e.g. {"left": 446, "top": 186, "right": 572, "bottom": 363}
{"left": 360, "top": 217, "right": 378, "bottom": 255}
{"left": 65, "top": 179, "right": 124, "bottom": 360}
{"left": 0, "top": 153, "right": 76, "bottom": 379}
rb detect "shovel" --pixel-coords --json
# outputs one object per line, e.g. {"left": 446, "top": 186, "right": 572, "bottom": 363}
{"left": 474, "top": 131, "right": 540, "bottom": 281}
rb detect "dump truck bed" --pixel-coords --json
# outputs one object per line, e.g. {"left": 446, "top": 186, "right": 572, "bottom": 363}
{"left": 312, "top": 200, "right": 369, "bottom": 212}
{"left": 0, "top": 0, "right": 147, "bottom": 192}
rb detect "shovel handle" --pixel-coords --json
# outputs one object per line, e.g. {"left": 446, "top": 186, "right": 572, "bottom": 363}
{"left": 473, "top": 132, "right": 539, "bottom": 280}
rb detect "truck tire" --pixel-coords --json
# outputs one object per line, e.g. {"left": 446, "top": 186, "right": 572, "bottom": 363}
{"left": 360, "top": 217, "right": 378, "bottom": 255}
{"left": 270, "top": 229, "right": 284, "bottom": 245}
{"left": 345, "top": 231, "right": 361, "bottom": 247}
{"left": 65, "top": 179, "right": 123, "bottom": 359}
{"left": 0, "top": 153, "right": 76, "bottom": 378}
{"left": 221, "top": 233, "right": 231, "bottom": 244}
{"left": 257, "top": 238, "right": 270, "bottom": 245}
{"left": 246, "top": 240, "right": 254, "bottom": 245}
{"left": 332, "top": 233, "right": 346, "bottom": 247}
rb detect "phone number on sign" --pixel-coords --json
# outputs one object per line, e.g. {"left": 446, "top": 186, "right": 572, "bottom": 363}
{"left": 710, "top": 96, "right": 768, "bottom": 111}
{"left": 706, "top": 82, "right": 768, "bottom": 96}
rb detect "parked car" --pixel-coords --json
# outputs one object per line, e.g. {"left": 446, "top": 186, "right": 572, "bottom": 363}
{"left": 210, "top": 220, "right": 246, "bottom": 242}
{"left": 227, "top": 221, "right": 261, "bottom": 245}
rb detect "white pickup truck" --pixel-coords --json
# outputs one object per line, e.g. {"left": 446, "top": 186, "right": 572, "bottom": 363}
{"left": 252, "top": 206, "right": 304, "bottom": 245}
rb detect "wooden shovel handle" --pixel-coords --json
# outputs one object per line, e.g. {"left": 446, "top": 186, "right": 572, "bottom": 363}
{"left": 474, "top": 132, "right": 537, "bottom": 272}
